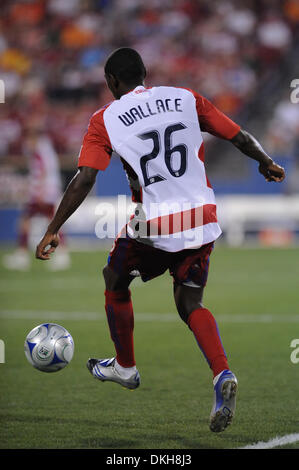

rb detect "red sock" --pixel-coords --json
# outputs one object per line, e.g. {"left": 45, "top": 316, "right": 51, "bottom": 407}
{"left": 187, "top": 307, "right": 229, "bottom": 377}
{"left": 105, "top": 289, "right": 135, "bottom": 367}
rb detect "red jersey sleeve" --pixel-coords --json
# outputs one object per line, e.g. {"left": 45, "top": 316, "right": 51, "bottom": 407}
{"left": 78, "top": 108, "right": 112, "bottom": 171}
{"left": 191, "top": 90, "right": 241, "bottom": 140}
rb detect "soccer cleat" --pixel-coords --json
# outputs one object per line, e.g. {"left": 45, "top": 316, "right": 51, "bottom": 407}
{"left": 86, "top": 357, "right": 140, "bottom": 390}
{"left": 209, "top": 369, "right": 238, "bottom": 433}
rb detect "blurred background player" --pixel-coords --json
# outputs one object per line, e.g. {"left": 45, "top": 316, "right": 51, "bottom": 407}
{"left": 3, "top": 117, "right": 70, "bottom": 271}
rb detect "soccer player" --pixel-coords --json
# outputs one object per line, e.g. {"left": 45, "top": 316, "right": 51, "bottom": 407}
{"left": 36, "top": 48, "right": 285, "bottom": 432}
{"left": 3, "top": 121, "right": 70, "bottom": 271}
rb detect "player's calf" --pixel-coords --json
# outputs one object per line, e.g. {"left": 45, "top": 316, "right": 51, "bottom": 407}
{"left": 174, "top": 282, "right": 237, "bottom": 431}
{"left": 173, "top": 282, "right": 204, "bottom": 324}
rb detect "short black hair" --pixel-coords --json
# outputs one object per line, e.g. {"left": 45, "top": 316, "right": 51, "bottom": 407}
{"left": 104, "top": 47, "right": 146, "bottom": 85}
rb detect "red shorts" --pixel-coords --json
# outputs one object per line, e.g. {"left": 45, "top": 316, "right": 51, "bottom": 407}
{"left": 24, "top": 202, "right": 55, "bottom": 218}
{"left": 108, "top": 230, "right": 214, "bottom": 287}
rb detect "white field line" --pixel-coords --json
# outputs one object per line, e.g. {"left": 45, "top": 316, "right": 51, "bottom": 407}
{"left": 239, "top": 433, "right": 299, "bottom": 449}
{"left": 1, "top": 310, "right": 299, "bottom": 323}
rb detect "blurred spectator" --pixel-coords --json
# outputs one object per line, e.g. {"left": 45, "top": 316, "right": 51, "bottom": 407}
{"left": 257, "top": 13, "right": 292, "bottom": 64}
{"left": 264, "top": 96, "right": 299, "bottom": 159}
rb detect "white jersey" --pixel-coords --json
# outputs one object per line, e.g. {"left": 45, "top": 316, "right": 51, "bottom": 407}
{"left": 28, "top": 135, "right": 62, "bottom": 205}
{"left": 78, "top": 85, "right": 240, "bottom": 252}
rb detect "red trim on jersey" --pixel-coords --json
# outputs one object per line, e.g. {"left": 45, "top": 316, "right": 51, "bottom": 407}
{"left": 78, "top": 103, "right": 113, "bottom": 171}
{"left": 198, "top": 142, "right": 205, "bottom": 163}
{"left": 179, "top": 87, "right": 241, "bottom": 140}
{"left": 206, "top": 175, "right": 213, "bottom": 189}
{"left": 138, "top": 187, "right": 143, "bottom": 203}
{"left": 197, "top": 143, "right": 213, "bottom": 189}
{"left": 144, "top": 203, "right": 217, "bottom": 236}
{"left": 120, "top": 158, "right": 143, "bottom": 203}
{"left": 124, "top": 86, "right": 152, "bottom": 96}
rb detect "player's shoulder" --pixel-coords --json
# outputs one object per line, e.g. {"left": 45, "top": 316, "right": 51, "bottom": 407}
{"left": 87, "top": 101, "right": 116, "bottom": 134}
{"left": 91, "top": 101, "right": 114, "bottom": 120}
{"left": 154, "top": 85, "right": 197, "bottom": 97}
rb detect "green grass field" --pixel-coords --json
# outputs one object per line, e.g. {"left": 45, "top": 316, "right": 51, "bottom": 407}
{"left": 0, "top": 245, "right": 299, "bottom": 449}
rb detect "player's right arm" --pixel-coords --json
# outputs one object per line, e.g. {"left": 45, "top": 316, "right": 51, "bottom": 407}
{"left": 35, "top": 166, "right": 98, "bottom": 260}
{"left": 192, "top": 91, "right": 285, "bottom": 183}
{"left": 36, "top": 109, "right": 112, "bottom": 260}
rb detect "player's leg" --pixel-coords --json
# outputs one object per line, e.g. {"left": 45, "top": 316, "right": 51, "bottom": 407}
{"left": 171, "top": 242, "right": 237, "bottom": 432}
{"left": 100, "top": 234, "right": 168, "bottom": 376}
{"left": 87, "top": 233, "right": 140, "bottom": 389}
{"left": 103, "top": 264, "right": 136, "bottom": 370}
{"left": 174, "top": 281, "right": 238, "bottom": 432}
{"left": 174, "top": 282, "right": 229, "bottom": 378}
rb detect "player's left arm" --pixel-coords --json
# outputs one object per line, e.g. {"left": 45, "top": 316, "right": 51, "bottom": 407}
{"left": 230, "top": 129, "right": 285, "bottom": 182}
{"left": 194, "top": 92, "right": 285, "bottom": 183}
{"left": 36, "top": 166, "right": 98, "bottom": 260}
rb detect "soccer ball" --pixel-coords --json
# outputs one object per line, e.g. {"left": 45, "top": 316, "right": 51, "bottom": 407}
{"left": 24, "top": 323, "right": 74, "bottom": 372}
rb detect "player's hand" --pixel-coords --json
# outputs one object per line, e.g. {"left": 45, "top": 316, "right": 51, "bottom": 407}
{"left": 36, "top": 231, "right": 59, "bottom": 260}
{"left": 259, "top": 161, "right": 285, "bottom": 183}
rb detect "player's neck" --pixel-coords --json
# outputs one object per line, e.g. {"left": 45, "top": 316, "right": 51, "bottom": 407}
{"left": 116, "top": 82, "right": 144, "bottom": 99}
